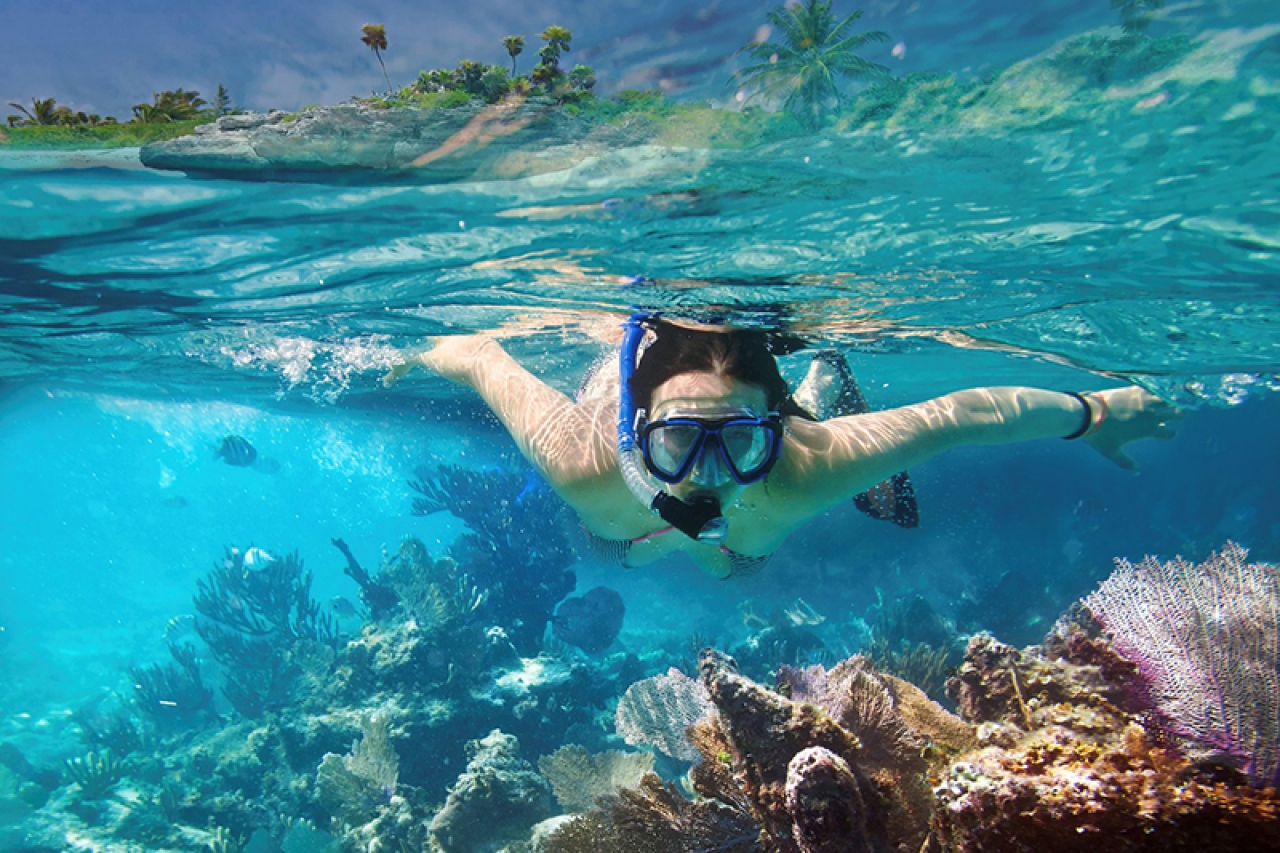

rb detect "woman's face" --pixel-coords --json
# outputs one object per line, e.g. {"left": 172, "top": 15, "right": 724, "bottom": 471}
{"left": 647, "top": 371, "right": 771, "bottom": 506}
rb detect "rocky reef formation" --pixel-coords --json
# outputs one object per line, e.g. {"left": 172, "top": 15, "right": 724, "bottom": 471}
{"left": 933, "top": 627, "right": 1280, "bottom": 851}
{"left": 7, "top": 525, "right": 1279, "bottom": 851}
{"left": 139, "top": 98, "right": 653, "bottom": 181}
{"left": 429, "top": 729, "right": 553, "bottom": 852}
{"left": 548, "top": 626, "right": 1280, "bottom": 853}
{"left": 549, "top": 649, "right": 974, "bottom": 852}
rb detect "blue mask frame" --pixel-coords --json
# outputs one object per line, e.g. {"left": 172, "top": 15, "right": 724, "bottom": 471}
{"left": 639, "top": 412, "right": 783, "bottom": 485}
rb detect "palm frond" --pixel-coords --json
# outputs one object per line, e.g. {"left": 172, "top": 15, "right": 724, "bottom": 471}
{"left": 766, "top": 5, "right": 813, "bottom": 51}
{"left": 826, "top": 8, "right": 869, "bottom": 44}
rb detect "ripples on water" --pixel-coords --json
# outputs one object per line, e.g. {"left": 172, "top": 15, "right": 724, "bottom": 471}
{"left": 1, "top": 25, "right": 1278, "bottom": 410}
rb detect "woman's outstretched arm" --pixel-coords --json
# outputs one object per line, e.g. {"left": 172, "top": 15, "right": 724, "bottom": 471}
{"left": 774, "top": 386, "right": 1180, "bottom": 518}
{"left": 385, "top": 336, "right": 618, "bottom": 497}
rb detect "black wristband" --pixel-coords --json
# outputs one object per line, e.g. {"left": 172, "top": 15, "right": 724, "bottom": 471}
{"left": 1062, "top": 392, "right": 1093, "bottom": 440}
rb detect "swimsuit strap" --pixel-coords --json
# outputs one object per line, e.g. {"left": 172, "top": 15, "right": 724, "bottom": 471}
{"left": 579, "top": 524, "right": 772, "bottom": 576}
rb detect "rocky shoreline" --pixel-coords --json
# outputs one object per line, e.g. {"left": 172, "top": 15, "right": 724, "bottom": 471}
{"left": 139, "top": 99, "right": 656, "bottom": 182}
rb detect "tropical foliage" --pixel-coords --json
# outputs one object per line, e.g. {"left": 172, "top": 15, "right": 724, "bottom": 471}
{"left": 734, "top": 0, "right": 890, "bottom": 127}
{"left": 384, "top": 26, "right": 595, "bottom": 108}
{"left": 7, "top": 97, "right": 114, "bottom": 128}
{"left": 131, "top": 88, "right": 207, "bottom": 123}
{"left": 502, "top": 35, "right": 525, "bottom": 75}
{"left": 361, "top": 23, "right": 393, "bottom": 92}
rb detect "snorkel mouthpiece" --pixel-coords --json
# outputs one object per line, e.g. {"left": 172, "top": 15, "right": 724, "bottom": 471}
{"left": 653, "top": 492, "right": 729, "bottom": 543}
{"left": 617, "top": 311, "right": 730, "bottom": 544}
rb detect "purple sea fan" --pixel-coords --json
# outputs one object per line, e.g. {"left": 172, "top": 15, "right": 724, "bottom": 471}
{"left": 1083, "top": 541, "right": 1280, "bottom": 786}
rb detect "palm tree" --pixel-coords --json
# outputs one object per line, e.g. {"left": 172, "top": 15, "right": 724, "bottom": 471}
{"left": 502, "top": 36, "right": 525, "bottom": 76}
{"left": 541, "top": 25, "right": 572, "bottom": 58}
{"left": 130, "top": 89, "right": 207, "bottom": 123}
{"left": 7, "top": 97, "right": 62, "bottom": 127}
{"left": 734, "top": 1, "right": 890, "bottom": 127}
{"left": 361, "top": 23, "right": 393, "bottom": 92}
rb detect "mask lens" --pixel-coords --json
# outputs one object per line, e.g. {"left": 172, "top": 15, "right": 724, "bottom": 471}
{"left": 720, "top": 423, "right": 773, "bottom": 478}
{"left": 646, "top": 422, "right": 703, "bottom": 480}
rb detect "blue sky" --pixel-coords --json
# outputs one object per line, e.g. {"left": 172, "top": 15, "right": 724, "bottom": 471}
{"left": 2, "top": 0, "right": 1246, "bottom": 122}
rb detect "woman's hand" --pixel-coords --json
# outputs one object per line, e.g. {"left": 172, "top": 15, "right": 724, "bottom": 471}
{"left": 383, "top": 335, "right": 500, "bottom": 387}
{"left": 1083, "top": 387, "right": 1182, "bottom": 471}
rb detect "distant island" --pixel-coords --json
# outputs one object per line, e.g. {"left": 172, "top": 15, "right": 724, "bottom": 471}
{"left": 3, "top": 1, "right": 1198, "bottom": 183}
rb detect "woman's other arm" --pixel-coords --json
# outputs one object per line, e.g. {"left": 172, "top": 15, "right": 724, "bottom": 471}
{"left": 385, "top": 336, "right": 617, "bottom": 497}
{"left": 775, "top": 386, "right": 1180, "bottom": 518}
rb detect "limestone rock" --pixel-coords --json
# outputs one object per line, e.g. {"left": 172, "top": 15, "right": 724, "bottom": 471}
{"left": 139, "top": 100, "right": 646, "bottom": 183}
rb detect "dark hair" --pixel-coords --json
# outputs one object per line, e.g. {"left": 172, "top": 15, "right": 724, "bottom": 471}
{"left": 629, "top": 320, "right": 810, "bottom": 417}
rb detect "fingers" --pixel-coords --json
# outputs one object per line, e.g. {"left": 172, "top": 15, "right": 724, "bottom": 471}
{"left": 383, "top": 360, "right": 416, "bottom": 388}
{"left": 1108, "top": 450, "right": 1139, "bottom": 472}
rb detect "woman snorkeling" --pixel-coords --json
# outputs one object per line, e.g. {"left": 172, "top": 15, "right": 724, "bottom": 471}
{"left": 386, "top": 315, "right": 1180, "bottom": 578}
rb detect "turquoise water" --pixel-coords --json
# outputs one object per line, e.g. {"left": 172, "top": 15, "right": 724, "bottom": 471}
{"left": 2, "top": 9, "right": 1280, "bottom": 851}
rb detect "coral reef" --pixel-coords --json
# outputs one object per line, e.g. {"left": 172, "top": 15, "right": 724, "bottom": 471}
{"left": 1083, "top": 542, "right": 1280, "bottom": 786}
{"left": 615, "top": 667, "right": 712, "bottom": 762}
{"left": 934, "top": 630, "right": 1280, "bottom": 851}
{"left": 21, "top": 519, "right": 1279, "bottom": 853}
{"left": 429, "top": 729, "right": 553, "bottom": 853}
{"left": 410, "top": 464, "right": 577, "bottom": 655}
{"left": 194, "top": 548, "right": 339, "bottom": 717}
{"left": 537, "top": 744, "right": 654, "bottom": 813}
{"left": 554, "top": 649, "right": 971, "bottom": 853}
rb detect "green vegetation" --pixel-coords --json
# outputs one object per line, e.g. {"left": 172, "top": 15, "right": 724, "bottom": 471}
{"left": 5, "top": 84, "right": 237, "bottom": 149}
{"left": 1051, "top": 30, "right": 1192, "bottom": 86}
{"left": 733, "top": 0, "right": 890, "bottom": 128}
{"left": 131, "top": 88, "right": 207, "bottom": 122}
{"left": 370, "top": 25, "right": 596, "bottom": 109}
{"left": 2, "top": 120, "right": 206, "bottom": 149}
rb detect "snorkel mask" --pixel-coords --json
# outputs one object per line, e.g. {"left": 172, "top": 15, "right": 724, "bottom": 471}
{"left": 638, "top": 408, "right": 782, "bottom": 486}
{"left": 618, "top": 313, "right": 781, "bottom": 543}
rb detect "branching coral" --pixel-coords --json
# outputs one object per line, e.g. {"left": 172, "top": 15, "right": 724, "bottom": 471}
{"left": 64, "top": 750, "right": 127, "bottom": 800}
{"left": 127, "top": 638, "right": 215, "bottom": 727}
{"left": 194, "top": 548, "right": 338, "bottom": 717}
{"left": 409, "top": 463, "right": 576, "bottom": 655}
{"left": 546, "top": 772, "right": 761, "bottom": 852}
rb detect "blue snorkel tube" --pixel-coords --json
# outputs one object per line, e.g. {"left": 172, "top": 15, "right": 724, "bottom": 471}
{"left": 618, "top": 313, "right": 730, "bottom": 544}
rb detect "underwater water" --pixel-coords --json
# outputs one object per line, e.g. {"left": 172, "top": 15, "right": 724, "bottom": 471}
{"left": 2, "top": 1, "right": 1280, "bottom": 851}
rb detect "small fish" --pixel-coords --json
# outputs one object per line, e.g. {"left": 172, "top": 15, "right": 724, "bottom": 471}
{"left": 164, "top": 614, "right": 196, "bottom": 642}
{"left": 330, "top": 596, "right": 358, "bottom": 619}
{"left": 214, "top": 435, "right": 257, "bottom": 467}
{"left": 891, "top": 41, "right": 907, "bottom": 59}
{"left": 242, "top": 547, "right": 276, "bottom": 570}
